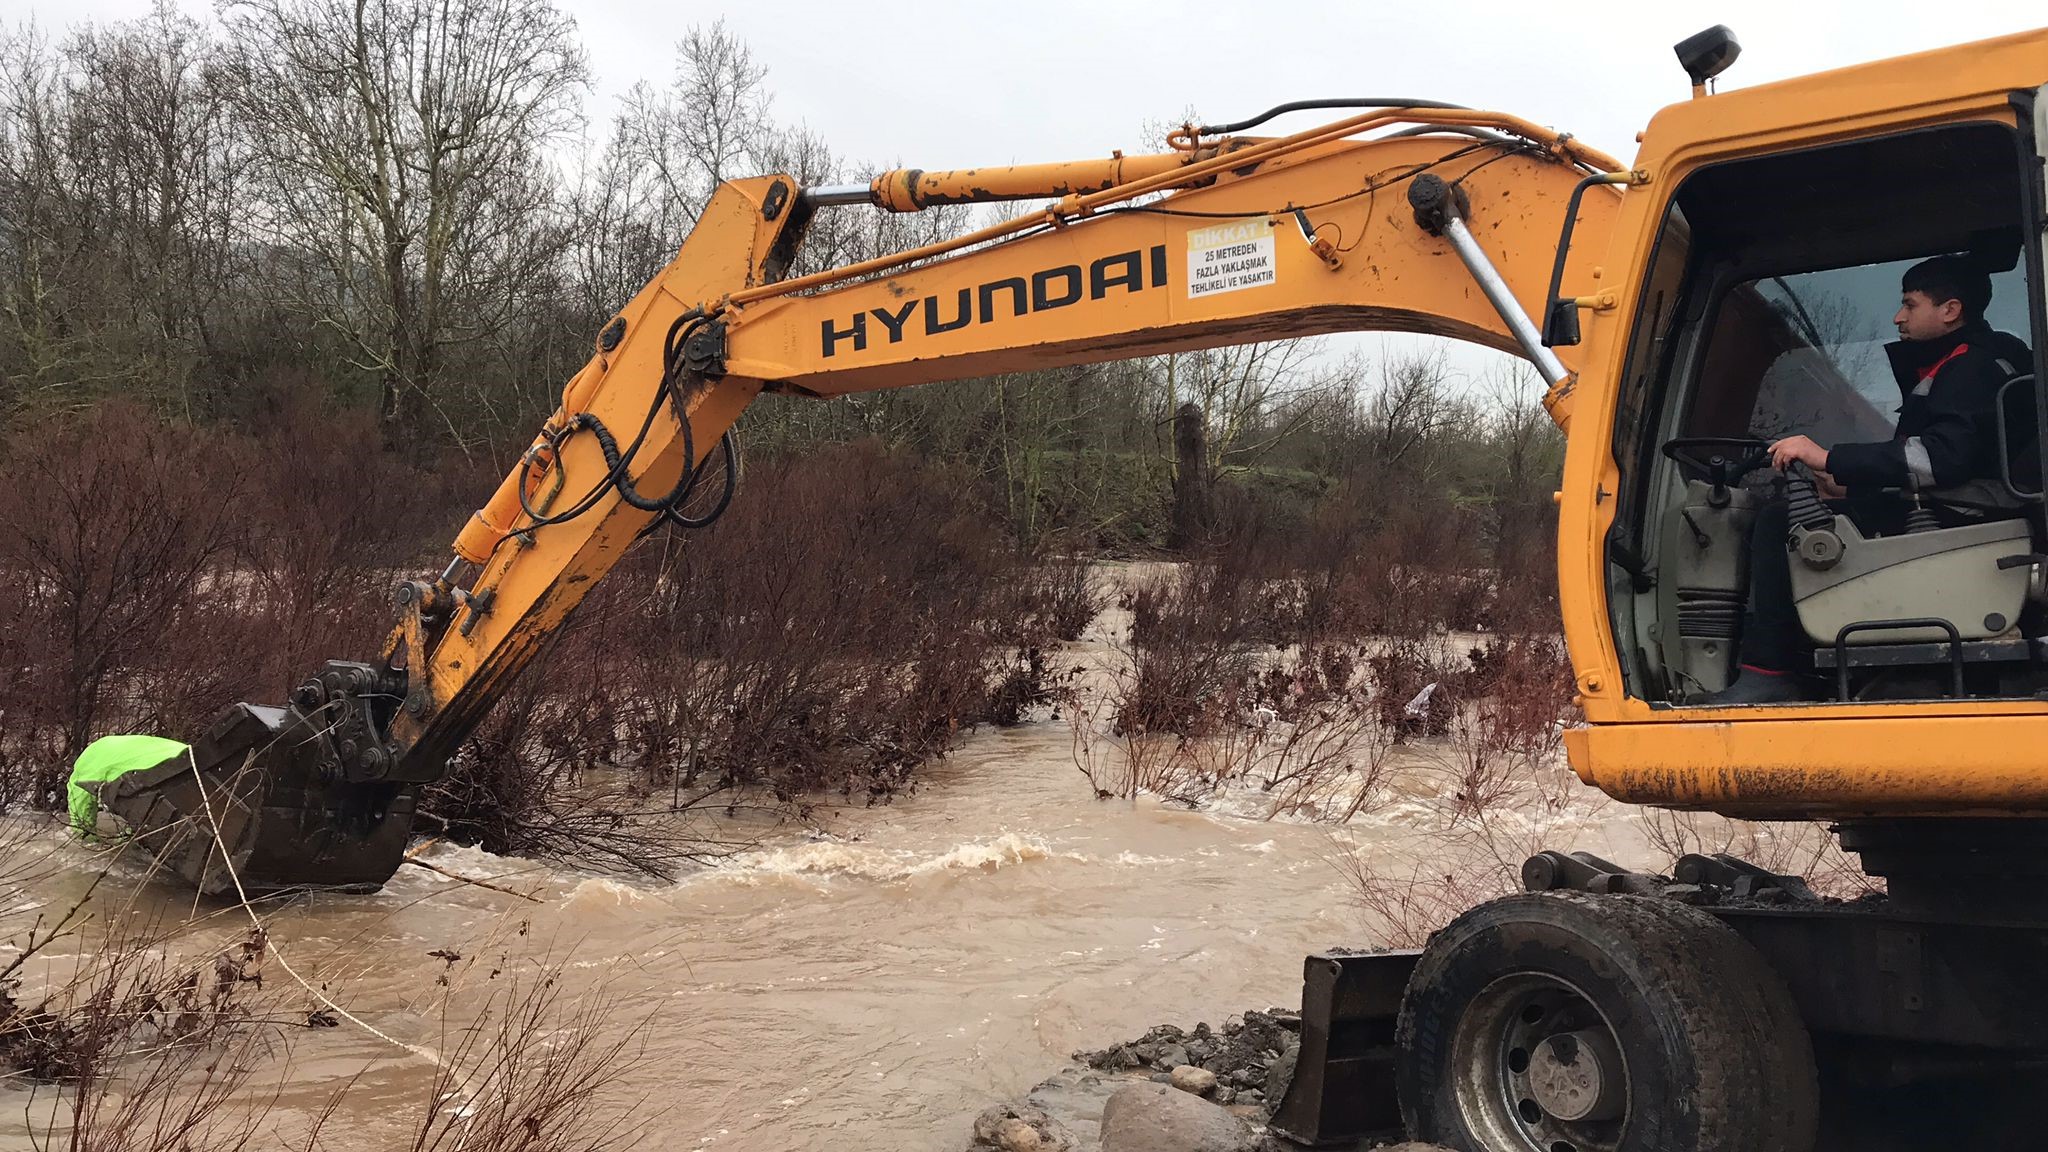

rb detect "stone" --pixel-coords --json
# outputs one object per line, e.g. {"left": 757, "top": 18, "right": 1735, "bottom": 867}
{"left": 1214, "top": 1086, "right": 1236, "bottom": 1106}
{"left": 1262, "top": 1038, "right": 1299, "bottom": 1108}
{"left": 971, "top": 1103, "right": 1073, "bottom": 1152}
{"left": 1100, "top": 1082, "right": 1253, "bottom": 1152}
{"left": 1171, "top": 1065, "right": 1219, "bottom": 1096}
{"left": 1156, "top": 1042, "right": 1191, "bottom": 1070}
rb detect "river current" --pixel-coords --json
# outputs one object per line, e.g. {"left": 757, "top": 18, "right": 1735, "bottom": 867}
{"left": 2, "top": 598, "right": 1703, "bottom": 1151}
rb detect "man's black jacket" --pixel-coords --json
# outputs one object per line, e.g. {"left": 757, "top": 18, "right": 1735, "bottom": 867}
{"left": 1826, "top": 320, "right": 2034, "bottom": 493}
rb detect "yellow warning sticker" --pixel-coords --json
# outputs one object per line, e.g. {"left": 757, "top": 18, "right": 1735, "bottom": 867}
{"left": 1186, "top": 219, "right": 1277, "bottom": 299}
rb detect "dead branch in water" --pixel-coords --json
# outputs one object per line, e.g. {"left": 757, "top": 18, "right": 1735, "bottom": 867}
{"left": 399, "top": 856, "right": 546, "bottom": 904}
{"left": 397, "top": 963, "right": 650, "bottom": 1152}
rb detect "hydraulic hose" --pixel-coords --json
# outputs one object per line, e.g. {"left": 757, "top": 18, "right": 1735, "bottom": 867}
{"left": 1195, "top": 98, "right": 1470, "bottom": 137}
{"left": 509, "top": 310, "right": 739, "bottom": 544}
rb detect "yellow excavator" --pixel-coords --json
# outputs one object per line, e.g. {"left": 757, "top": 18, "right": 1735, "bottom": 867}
{"left": 94, "top": 23, "right": 2048, "bottom": 1152}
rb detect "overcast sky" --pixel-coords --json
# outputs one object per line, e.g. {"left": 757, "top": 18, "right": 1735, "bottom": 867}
{"left": 22, "top": 1, "right": 2043, "bottom": 169}
{"left": 14, "top": 0, "right": 2048, "bottom": 384}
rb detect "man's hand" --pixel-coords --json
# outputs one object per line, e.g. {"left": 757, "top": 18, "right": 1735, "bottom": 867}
{"left": 1813, "top": 470, "right": 1848, "bottom": 499}
{"left": 1769, "top": 435, "right": 1829, "bottom": 473}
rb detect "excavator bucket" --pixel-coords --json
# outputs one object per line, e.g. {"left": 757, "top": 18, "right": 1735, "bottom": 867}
{"left": 94, "top": 702, "right": 416, "bottom": 895}
{"left": 1268, "top": 949, "right": 1420, "bottom": 1147}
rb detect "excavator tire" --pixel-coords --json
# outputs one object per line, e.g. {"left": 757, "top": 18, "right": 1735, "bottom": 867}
{"left": 1395, "top": 891, "right": 1817, "bottom": 1152}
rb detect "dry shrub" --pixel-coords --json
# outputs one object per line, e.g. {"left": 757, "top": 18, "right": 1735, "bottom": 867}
{"left": 1242, "top": 461, "right": 1564, "bottom": 644}
{"left": 1330, "top": 837, "right": 1525, "bottom": 948}
{"left": 0, "top": 403, "right": 246, "bottom": 808}
{"left": 1267, "top": 479, "right": 1492, "bottom": 641}
{"left": 219, "top": 382, "right": 458, "bottom": 691}
{"left": 1192, "top": 695, "right": 1397, "bottom": 822}
{"left": 5, "top": 851, "right": 643, "bottom": 1151}
{"left": 1076, "top": 554, "right": 1576, "bottom": 818}
{"left": 609, "top": 442, "right": 1018, "bottom": 801}
{"left": 1069, "top": 714, "right": 1177, "bottom": 802}
{"left": 1431, "top": 635, "right": 1577, "bottom": 819}
{"left": 1072, "top": 549, "right": 1266, "bottom": 799}
{"left": 1365, "top": 637, "right": 1463, "bottom": 738}
{"left": 3, "top": 815, "right": 640, "bottom": 1152}
{"left": 3, "top": 906, "right": 267, "bottom": 1087}
{"left": 400, "top": 965, "right": 646, "bottom": 1152}
{"left": 1156, "top": 642, "right": 1398, "bottom": 819}
{"left": 426, "top": 441, "right": 1034, "bottom": 864}
{"left": 419, "top": 647, "right": 740, "bottom": 880}
{"left": 12, "top": 1007, "right": 283, "bottom": 1152}
{"left": 3, "top": 828, "right": 279, "bottom": 1149}
{"left": 970, "top": 550, "right": 1101, "bottom": 726}
{"left": 1249, "top": 642, "right": 1361, "bottom": 721}
{"left": 1453, "top": 633, "right": 1575, "bottom": 716}
{"left": 1112, "top": 555, "right": 1263, "bottom": 738}
{"left": 981, "top": 646, "right": 1079, "bottom": 728}
{"left": 1075, "top": 637, "right": 1396, "bottom": 819}
{"left": 0, "top": 395, "right": 461, "bottom": 816}
{"left": 1005, "top": 550, "right": 1104, "bottom": 646}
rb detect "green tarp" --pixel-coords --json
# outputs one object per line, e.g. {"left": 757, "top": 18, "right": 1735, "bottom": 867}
{"left": 68, "top": 734, "right": 188, "bottom": 837}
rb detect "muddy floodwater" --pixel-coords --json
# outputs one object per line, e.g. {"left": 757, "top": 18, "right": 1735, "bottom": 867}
{"left": 1, "top": 609, "right": 1693, "bottom": 1151}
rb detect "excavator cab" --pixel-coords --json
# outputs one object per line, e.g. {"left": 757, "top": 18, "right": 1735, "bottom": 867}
{"left": 1609, "top": 117, "right": 2048, "bottom": 705}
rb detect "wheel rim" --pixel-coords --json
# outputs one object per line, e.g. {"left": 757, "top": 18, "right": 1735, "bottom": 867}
{"left": 1448, "top": 972, "right": 1630, "bottom": 1152}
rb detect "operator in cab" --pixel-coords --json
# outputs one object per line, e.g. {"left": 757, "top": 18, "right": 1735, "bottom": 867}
{"left": 1710, "top": 255, "right": 2034, "bottom": 704}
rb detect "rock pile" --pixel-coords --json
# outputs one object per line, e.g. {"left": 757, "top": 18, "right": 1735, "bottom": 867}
{"left": 971, "top": 1009, "right": 1459, "bottom": 1152}
{"left": 1074, "top": 1008, "right": 1303, "bottom": 1112}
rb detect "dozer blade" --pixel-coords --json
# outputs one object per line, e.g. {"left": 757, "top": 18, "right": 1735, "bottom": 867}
{"left": 1268, "top": 949, "right": 1420, "bottom": 1147}
{"left": 95, "top": 702, "right": 416, "bottom": 895}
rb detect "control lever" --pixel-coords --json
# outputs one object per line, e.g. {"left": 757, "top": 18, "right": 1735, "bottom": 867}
{"left": 1901, "top": 472, "right": 1941, "bottom": 534}
{"left": 1784, "top": 460, "right": 1844, "bottom": 570}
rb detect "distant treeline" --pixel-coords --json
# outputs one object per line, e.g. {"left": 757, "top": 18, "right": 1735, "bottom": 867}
{"left": 0, "top": 2, "right": 1562, "bottom": 556}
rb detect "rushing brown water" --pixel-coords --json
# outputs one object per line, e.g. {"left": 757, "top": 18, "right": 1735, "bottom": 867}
{"left": 2, "top": 602, "right": 1687, "bottom": 1151}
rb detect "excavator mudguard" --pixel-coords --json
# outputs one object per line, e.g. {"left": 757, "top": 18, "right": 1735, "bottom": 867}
{"left": 1268, "top": 949, "right": 1420, "bottom": 1147}
{"left": 95, "top": 702, "right": 416, "bottom": 895}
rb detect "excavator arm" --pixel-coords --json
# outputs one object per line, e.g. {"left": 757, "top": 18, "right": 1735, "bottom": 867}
{"left": 102, "top": 105, "right": 1623, "bottom": 893}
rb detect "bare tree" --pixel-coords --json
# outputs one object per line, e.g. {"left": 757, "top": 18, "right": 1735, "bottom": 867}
{"left": 0, "top": 8, "right": 242, "bottom": 415}
{"left": 613, "top": 21, "right": 773, "bottom": 229}
{"left": 1479, "top": 364, "right": 1565, "bottom": 616}
{"left": 1166, "top": 338, "right": 1327, "bottom": 483}
{"left": 0, "top": 22, "right": 83, "bottom": 412}
{"left": 62, "top": 2, "right": 243, "bottom": 415}
{"left": 221, "top": 0, "right": 587, "bottom": 440}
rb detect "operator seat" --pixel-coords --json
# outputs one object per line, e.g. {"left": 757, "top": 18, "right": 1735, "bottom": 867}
{"left": 1785, "top": 485, "right": 2033, "bottom": 646}
{"left": 1789, "top": 363, "right": 2047, "bottom": 699}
